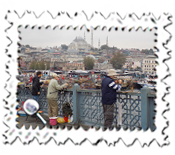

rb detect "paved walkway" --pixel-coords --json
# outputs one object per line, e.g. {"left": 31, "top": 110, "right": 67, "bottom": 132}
{"left": 16, "top": 114, "right": 90, "bottom": 130}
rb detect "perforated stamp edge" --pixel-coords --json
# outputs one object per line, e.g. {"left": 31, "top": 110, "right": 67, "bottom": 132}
{"left": 2, "top": 11, "right": 172, "bottom": 146}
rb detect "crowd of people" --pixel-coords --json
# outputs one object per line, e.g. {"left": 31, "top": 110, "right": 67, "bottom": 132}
{"left": 31, "top": 69, "right": 123, "bottom": 130}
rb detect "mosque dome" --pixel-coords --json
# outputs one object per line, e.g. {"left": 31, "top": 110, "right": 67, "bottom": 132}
{"left": 73, "top": 36, "right": 85, "bottom": 42}
{"left": 68, "top": 36, "right": 91, "bottom": 52}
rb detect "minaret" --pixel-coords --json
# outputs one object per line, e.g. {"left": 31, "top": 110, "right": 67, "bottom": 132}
{"left": 91, "top": 28, "right": 93, "bottom": 48}
{"left": 98, "top": 39, "right": 100, "bottom": 49}
{"left": 106, "top": 36, "right": 108, "bottom": 46}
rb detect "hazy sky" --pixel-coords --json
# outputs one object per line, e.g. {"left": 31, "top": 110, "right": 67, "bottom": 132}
{"left": 19, "top": 26, "right": 157, "bottom": 50}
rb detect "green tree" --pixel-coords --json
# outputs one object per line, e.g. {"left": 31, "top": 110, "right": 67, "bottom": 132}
{"left": 46, "top": 61, "right": 50, "bottom": 70}
{"left": 35, "top": 62, "right": 39, "bottom": 70}
{"left": 110, "top": 51, "right": 126, "bottom": 69}
{"left": 130, "top": 67, "right": 133, "bottom": 71}
{"left": 90, "top": 47, "right": 94, "bottom": 51}
{"left": 149, "top": 49, "right": 154, "bottom": 55}
{"left": 100, "top": 45, "right": 109, "bottom": 50}
{"left": 83, "top": 56, "right": 95, "bottom": 70}
{"left": 29, "top": 60, "right": 36, "bottom": 69}
{"left": 37, "top": 61, "right": 41, "bottom": 70}
{"left": 141, "top": 49, "right": 154, "bottom": 55}
{"left": 39, "top": 61, "right": 45, "bottom": 70}
{"left": 61, "top": 44, "right": 68, "bottom": 51}
{"left": 141, "top": 49, "right": 149, "bottom": 55}
{"left": 25, "top": 45, "right": 30, "bottom": 48}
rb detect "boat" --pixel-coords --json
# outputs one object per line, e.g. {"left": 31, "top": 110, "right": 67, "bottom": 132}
{"left": 137, "top": 78, "right": 156, "bottom": 90}
{"left": 54, "top": 70, "right": 63, "bottom": 75}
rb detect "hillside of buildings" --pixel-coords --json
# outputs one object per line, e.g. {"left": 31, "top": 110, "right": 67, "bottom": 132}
{"left": 18, "top": 36, "right": 157, "bottom": 75}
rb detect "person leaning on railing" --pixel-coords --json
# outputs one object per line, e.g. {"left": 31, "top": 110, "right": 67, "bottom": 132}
{"left": 46, "top": 73, "right": 68, "bottom": 124}
{"left": 31, "top": 71, "right": 43, "bottom": 102}
{"left": 101, "top": 69, "right": 122, "bottom": 131}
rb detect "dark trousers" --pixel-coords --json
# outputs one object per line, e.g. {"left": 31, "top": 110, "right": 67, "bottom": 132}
{"left": 33, "top": 95, "right": 39, "bottom": 102}
{"left": 103, "top": 104, "right": 114, "bottom": 128}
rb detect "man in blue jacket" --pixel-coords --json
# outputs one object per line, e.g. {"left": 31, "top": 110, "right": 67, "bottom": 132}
{"left": 101, "top": 69, "right": 122, "bottom": 130}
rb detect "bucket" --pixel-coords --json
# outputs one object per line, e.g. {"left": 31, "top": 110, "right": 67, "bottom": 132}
{"left": 17, "top": 110, "right": 27, "bottom": 117}
{"left": 49, "top": 117, "right": 57, "bottom": 126}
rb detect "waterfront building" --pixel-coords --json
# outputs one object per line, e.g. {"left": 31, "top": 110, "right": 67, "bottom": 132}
{"left": 142, "top": 55, "right": 157, "bottom": 74}
{"left": 61, "top": 49, "right": 84, "bottom": 62}
{"left": 66, "top": 61, "right": 85, "bottom": 71}
{"left": 93, "top": 62, "right": 113, "bottom": 70}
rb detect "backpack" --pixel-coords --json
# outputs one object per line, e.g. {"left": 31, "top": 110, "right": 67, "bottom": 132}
{"left": 62, "top": 102, "right": 72, "bottom": 117}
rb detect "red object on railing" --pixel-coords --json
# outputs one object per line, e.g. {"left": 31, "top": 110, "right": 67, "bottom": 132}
{"left": 21, "top": 101, "right": 24, "bottom": 111}
{"left": 64, "top": 116, "right": 68, "bottom": 122}
{"left": 61, "top": 74, "right": 65, "bottom": 80}
{"left": 29, "top": 75, "right": 33, "bottom": 83}
{"left": 97, "top": 75, "right": 100, "bottom": 80}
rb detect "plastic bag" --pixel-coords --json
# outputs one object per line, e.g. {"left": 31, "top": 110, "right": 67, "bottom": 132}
{"left": 57, "top": 117, "right": 66, "bottom": 123}
{"left": 57, "top": 116, "right": 73, "bottom": 123}
{"left": 62, "top": 102, "right": 72, "bottom": 117}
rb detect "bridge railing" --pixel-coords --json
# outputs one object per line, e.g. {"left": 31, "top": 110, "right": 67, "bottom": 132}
{"left": 17, "top": 84, "right": 156, "bottom": 131}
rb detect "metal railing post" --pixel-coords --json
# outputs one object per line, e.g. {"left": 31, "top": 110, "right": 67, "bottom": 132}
{"left": 148, "top": 96, "right": 156, "bottom": 131}
{"left": 141, "top": 87, "right": 151, "bottom": 131}
{"left": 72, "top": 84, "right": 80, "bottom": 124}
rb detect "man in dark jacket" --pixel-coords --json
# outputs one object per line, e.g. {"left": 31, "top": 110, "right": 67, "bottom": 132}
{"left": 101, "top": 69, "right": 122, "bottom": 130}
{"left": 32, "top": 71, "right": 43, "bottom": 102}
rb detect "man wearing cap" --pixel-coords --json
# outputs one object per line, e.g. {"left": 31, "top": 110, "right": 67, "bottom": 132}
{"left": 47, "top": 73, "right": 68, "bottom": 123}
{"left": 101, "top": 69, "right": 122, "bottom": 130}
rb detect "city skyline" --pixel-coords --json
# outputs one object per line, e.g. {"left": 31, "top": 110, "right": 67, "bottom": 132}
{"left": 19, "top": 26, "right": 157, "bottom": 50}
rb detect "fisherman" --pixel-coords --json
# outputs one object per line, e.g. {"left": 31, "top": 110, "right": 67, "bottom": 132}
{"left": 31, "top": 71, "right": 43, "bottom": 102}
{"left": 101, "top": 69, "right": 122, "bottom": 130}
{"left": 47, "top": 73, "right": 68, "bottom": 124}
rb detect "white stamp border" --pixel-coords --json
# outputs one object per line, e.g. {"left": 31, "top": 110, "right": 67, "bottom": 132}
{"left": 3, "top": 11, "right": 171, "bottom": 146}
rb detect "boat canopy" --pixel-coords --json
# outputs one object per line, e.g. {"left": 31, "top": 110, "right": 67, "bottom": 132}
{"left": 54, "top": 71, "right": 63, "bottom": 75}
